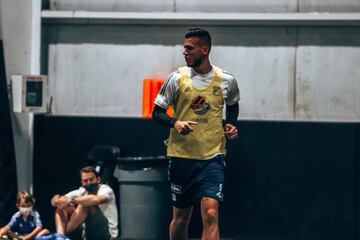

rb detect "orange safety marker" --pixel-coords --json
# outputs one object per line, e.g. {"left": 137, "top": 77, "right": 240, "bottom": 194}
{"left": 142, "top": 79, "right": 173, "bottom": 118}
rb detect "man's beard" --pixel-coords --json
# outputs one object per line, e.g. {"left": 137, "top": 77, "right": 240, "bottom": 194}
{"left": 187, "top": 56, "right": 203, "bottom": 68}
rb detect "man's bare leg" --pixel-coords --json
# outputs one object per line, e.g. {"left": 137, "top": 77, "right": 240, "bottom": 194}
{"left": 200, "top": 197, "right": 219, "bottom": 240}
{"left": 55, "top": 207, "right": 74, "bottom": 234}
{"left": 65, "top": 205, "right": 93, "bottom": 234}
{"left": 55, "top": 204, "right": 89, "bottom": 235}
{"left": 170, "top": 206, "right": 193, "bottom": 240}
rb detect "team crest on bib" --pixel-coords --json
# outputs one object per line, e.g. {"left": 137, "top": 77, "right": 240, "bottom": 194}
{"left": 190, "top": 96, "right": 211, "bottom": 115}
{"left": 213, "top": 86, "right": 222, "bottom": 96}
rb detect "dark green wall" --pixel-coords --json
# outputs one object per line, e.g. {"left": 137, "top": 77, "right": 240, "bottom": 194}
{"left": 33, "top": 115, "right": 360, "bottom": 239}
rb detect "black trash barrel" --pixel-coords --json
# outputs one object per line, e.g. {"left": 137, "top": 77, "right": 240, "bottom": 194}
{"left": 114, "top": 156, "right": 171, "bottom": 239}
{"left": 88, "top": 145, "right": 120, "bottom": 184}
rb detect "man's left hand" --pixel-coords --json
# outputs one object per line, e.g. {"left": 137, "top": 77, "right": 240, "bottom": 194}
{"left": 224, "top": 123, "right": 238, "bottom": 140}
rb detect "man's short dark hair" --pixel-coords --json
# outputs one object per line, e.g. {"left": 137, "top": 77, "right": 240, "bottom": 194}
{"left": 185, "top": 28, "right": 212, "bottom": 51}
{"left": 80, "top": 166, "right": 100, "bottom": 178}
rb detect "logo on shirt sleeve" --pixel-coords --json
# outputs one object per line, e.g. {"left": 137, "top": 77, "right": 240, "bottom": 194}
{"left": 213, "top": 86, "right": 222, "bottom": 96}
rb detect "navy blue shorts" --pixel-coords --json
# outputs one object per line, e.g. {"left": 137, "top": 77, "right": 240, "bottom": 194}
{"left": 168, "top": 154, "right": 226, "bottom": 208}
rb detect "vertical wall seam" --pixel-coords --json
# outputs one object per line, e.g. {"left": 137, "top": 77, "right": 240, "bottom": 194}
{"left": 173, "top": 0, "right": 176, "bottom": 12}
{"left": 293, "top": 27, "right": 298, "bottom": 120}
{"left": 297, "top": 0, "right": 300, "bottom": 12}
{"left": 30, "top": 0, "right": 41, "bottom": 75}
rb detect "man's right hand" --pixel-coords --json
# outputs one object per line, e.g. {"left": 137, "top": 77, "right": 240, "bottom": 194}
{"left": 174, "top": 120, "right": 198, "bottom": 135}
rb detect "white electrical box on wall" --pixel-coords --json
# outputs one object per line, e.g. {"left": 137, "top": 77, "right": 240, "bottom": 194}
{"left": 11, "top": 75, "right": 49, "bottom": 113}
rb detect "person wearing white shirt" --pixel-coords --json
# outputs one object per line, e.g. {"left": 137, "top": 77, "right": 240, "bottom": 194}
{"left": 50, "top": 166, "right": 118, "bottom": 240}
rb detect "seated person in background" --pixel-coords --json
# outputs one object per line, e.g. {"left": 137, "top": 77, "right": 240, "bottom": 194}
{"left": 0, "top": 191, "right": 50, "bottom": 240}
{"left": 48, "top": 166, "right": 118, "bottom": 240}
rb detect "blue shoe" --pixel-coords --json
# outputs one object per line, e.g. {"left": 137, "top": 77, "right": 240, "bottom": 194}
{"left": 35, "top": 234, "right": 56, "bottom": 240}
{"left": 54, "top": 233, "right": 70, "bottom": 240}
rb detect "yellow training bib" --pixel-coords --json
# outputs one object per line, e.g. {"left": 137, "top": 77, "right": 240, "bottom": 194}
{"left": 167, "top": 66, "right": 226, "bottom": 160}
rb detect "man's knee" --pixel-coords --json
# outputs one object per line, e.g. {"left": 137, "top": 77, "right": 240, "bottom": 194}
{"left": 172, "top": 211, "right": 192, "bottom": 229}
{"left": 56, "top": 205, "right": 76, "bottom": 216}
{"left": 172, "top": 217, "right": 189, "bottom": 228}
{"left": 203, "top": 208, "right": 218, "bottom": 225}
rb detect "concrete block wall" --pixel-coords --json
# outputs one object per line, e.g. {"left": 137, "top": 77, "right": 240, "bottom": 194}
{"left": 44, "top": 24, "right": 360, "bottom": 121}
{"left": 42, "top": 1, "right": 360, "bottom": 121}
{"left": 296, "top": 28, "right": 360, "bottom": 120}
{"left": 300, "top": 0, "right": 360, "bottom": 12}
